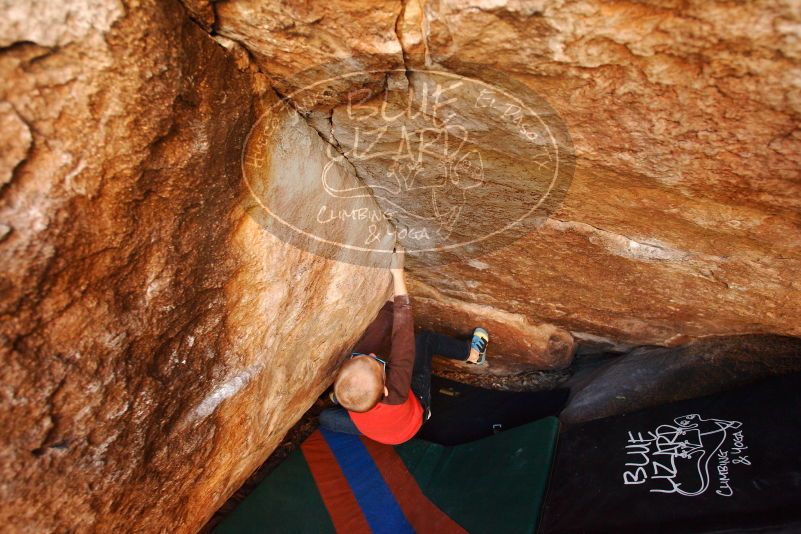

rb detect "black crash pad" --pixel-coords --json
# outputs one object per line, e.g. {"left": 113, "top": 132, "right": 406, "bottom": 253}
{"left": 540, "top": 372, "right": 801, "bottom": 533}
{"left": 417, "top": 375, "right": 569, "bottom": 445}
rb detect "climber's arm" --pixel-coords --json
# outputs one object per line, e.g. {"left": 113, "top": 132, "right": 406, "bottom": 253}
{"left": 351, "top": 246, "right": 407, "bottom": 356}
{"left": 352, "top": 300, "right": 394, "bottom": 355}
{"left": 384, "top": 247, "right": 415, "bottom": 405}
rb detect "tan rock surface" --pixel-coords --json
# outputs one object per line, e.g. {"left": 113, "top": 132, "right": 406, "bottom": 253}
{"left": 411, "top": 279, "right": 575, "bottom": 374}
{"left": 215, "top": 0, "right": 406, "bottom": 109}
{"left": 402, "top": 0, "right": 801, "bottom": 349}
{"left": 0, "top": 1, "right": 390, "bottom": 532}
{"left": 216, "top": 0, "right": 801, "bottom": 361}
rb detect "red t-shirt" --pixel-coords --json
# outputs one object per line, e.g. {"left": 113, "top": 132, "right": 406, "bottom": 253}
{"left": 349, "top": 391, "right": 423, "bottom": 445}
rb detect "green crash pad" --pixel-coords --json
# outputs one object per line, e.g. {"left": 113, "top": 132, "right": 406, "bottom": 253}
{"left": 214, "top": 417, "right": 559, "bottom": 534}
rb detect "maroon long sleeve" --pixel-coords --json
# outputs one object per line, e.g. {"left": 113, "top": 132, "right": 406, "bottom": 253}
{"left": 352, "top": 300, "right": 394, "bottom": 357}
{"left": 384, "top": 295, "right": 415, "bottom": 405}
{"left": 350, "top": 295, "right": 415, "bottom": 405}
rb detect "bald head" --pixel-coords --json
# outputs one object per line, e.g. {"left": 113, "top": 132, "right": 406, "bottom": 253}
{"left": 334, "top": 357, "right": 385, "bottom": 412}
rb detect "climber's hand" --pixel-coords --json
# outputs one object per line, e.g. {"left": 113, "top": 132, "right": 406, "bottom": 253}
{"left": 390, "top": 245, "right": 405, "bottom": 276}
{"left": 390, "top": 245, "right": 408, "bottom": 297}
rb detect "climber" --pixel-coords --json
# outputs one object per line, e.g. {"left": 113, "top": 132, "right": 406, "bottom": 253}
{"left": 319, "top": 245, "right": 489, "bottom": 445}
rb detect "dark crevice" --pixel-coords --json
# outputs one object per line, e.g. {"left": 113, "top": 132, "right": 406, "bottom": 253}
{"left": 177, "top": 0, "right": 217, "bottom": 35}
{"left": 393, "top": 0, "right": 413, "bottom": 86}
{"left": 0, "top": 40, "right": 54, "bottom": 57}
{"left": 2, "top": 135, "right": 34, "bottom": 200}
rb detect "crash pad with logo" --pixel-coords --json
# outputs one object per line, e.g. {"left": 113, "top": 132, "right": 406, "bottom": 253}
{"left": 539, "top": 372, "right": 801, "bottom": 533}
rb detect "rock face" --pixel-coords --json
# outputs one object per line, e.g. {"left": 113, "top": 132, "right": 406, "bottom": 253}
{"left": 412, "top": 279, "right": 575, "bottom": 374}
{"left": 561, "top": 335, "right": 801, "bottom": 425}
{"left": 215, "top": 0, "right": 405, "bottom": 108}
{"left": 0, "top": 1, "right": 390, "bottom": 532}
{"left": 3, "top": 0, "right": 801, "bottom": 533}
{"left": 404, "top": 0, "right": 801, "bottom": 349}
{"left": 217, "top": 0, "right": 801, "bottom": 361}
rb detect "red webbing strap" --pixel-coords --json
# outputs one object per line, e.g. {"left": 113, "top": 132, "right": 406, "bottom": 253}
{"left": 361, "top": 438, "right": 468, "bottom": 534}
{"left": 300, "top": 431, "right": 372, "bottom": 534}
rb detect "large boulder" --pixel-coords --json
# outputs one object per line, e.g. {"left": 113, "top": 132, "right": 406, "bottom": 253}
{"left": 3, "top": 0, "right": 800, "bottom": 531}
{"left": 404, "top": 0, "right": 801, "bottom": 350}
{"left": 0, "top": 1, "right": 390, "bottom": 532}
{"left": 560, "top": 334, "right": 801, "bottom": 425}
{"left": 217, "top": 0, "right": 801, "bottom": 369}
